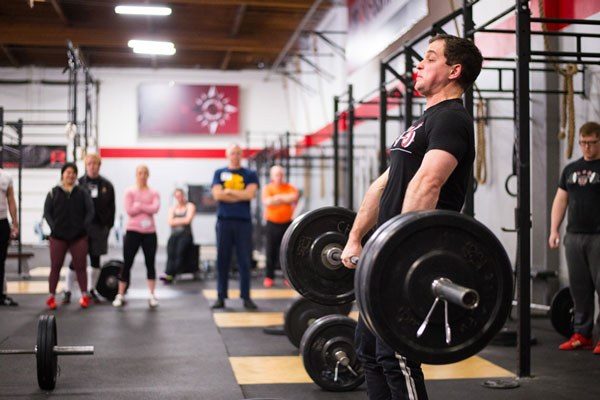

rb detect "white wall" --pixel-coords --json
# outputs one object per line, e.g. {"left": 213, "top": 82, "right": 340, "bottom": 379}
{"left": 1, "top": 66, "right": 291, "bottom": 245}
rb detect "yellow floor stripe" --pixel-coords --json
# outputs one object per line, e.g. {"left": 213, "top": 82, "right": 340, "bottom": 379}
{"left": 230, "top": 356, "right": 310, "bottom": 384}
{"left": 28, "top": 267, "right": 66, "bottom": 278}
{"left": 214, "top": 312, "right": 284, "bottom": 328}
{"left": 229, "top": 355, "right": 514, "bottom": 385}
{"left": 7, "top": 281, "right": 63, "bottom": 295}
{"left": 203, "top": 288, "right": 298, "bottom": 300}
{"left": 213, "top": 310, "right": 359, "bottom": 328}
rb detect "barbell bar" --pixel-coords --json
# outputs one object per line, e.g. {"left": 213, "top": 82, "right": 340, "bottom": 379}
{"left": 327, "top": 248, "right": 481, "bottom": 310}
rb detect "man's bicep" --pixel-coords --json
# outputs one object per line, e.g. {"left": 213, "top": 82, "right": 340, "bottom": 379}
{"left": 417, "top": 150, "right": 458, "bottom": 187}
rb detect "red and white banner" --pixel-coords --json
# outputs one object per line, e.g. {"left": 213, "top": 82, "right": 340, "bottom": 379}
{"left": 138, "top": 84, "right": 239, "bottom": 136}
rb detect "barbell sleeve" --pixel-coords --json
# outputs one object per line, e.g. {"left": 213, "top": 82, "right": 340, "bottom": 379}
{"left": 53, "top": 346, "right": 94, "bottom": 355}
{"left": 431, "top": 278, "right": 480, "bottom": 310}
{"left": 0, "top": 348, "right": 36, "bottom": 355}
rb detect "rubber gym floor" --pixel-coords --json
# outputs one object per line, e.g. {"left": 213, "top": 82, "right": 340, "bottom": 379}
{"left": 1, "top": 247, "right": 599, "bottom": 399}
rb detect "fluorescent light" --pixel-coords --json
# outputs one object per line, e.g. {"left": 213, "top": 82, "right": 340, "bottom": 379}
{"left": 128, "top": 40, "right": 176, "bottom": 55}
{"left": 133, "top": 46, "right": 176, "bottom": 56}
{"left": 115, "top": 5, "right": 172, "bottom": 16}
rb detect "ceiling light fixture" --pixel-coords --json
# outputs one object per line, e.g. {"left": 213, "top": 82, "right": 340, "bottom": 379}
{"left": 115, "top": 5, "right": 172, "bottom": 16}
{"left": 128, "top": 40, "right": 176, "bottom": 56}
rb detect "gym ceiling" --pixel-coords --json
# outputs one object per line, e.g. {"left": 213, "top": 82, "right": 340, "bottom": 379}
{"left": 0, "top": 0, "right": 331, "bottom": 70}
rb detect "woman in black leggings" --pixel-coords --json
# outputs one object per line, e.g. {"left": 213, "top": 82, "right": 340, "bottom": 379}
{"left": 113, "top": 165, "right": 160, "bottom": 308}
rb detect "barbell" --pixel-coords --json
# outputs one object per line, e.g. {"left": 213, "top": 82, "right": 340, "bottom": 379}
{"left": 0, "top": 315, "right": 94, "bottom": 391}
{"left": 280, "top": 206, "right": 513, "bottom": 365}
{"left": 283, "top": 296, "right": 353, "bottom": 348}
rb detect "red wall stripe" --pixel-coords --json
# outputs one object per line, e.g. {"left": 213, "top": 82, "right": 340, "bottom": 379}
{"left": 99, "top": 148, "right": 259, "bottom": 159}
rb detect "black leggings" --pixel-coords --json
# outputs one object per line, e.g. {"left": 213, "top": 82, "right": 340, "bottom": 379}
{"left": 0, "top": 219, "right": 10, "bottom": 297}
{"left": 120, "top": 231, "right": 157, "bottom": 283}
{"left": 265, "top": 221, "right": 291, "bottom": 279}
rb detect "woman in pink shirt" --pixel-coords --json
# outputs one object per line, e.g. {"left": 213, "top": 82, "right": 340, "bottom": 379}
{"left": 113, "top": 165, "right": 160, "bottom": 308}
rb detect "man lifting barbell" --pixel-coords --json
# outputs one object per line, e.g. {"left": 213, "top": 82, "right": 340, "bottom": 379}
{"left": 340, "top": 34, "right": 483, "bottom": 400}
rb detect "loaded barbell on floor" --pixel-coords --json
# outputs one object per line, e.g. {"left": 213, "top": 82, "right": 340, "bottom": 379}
{"left": 0, "top": 315, "right": 94, "bottom": 391}
{"left": 281, "top": 206, "right": 513, "bottom": 366}
{"left": 283, "top": 296, "right": 353, "bottom": 348}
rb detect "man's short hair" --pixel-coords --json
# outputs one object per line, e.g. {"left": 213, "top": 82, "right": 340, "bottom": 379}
{"left": 579, "top": 121, "right": 600, "bottom": 138}
{"left": 429, "top": 34, "right": 483, "bottom": 91}
{"left": 85, "top": 153, "right": 101, "bottom": 164}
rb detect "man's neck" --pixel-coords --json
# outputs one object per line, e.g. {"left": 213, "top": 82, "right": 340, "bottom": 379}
{"left": 425, "top": 85, "right": 463, "bottom": 109}
{"left": 87, "top": 174, "right": 99, "bottom": 179}
{"left": 228, "top": 164, "right": 241, "bottom": 170}
{"left": 583, "top": 155, "right": 600, "bottom": 161}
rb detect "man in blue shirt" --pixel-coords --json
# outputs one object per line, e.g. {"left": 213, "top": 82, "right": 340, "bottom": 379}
{"left": 211, "top": 143, "right": 259, "bottom": 310}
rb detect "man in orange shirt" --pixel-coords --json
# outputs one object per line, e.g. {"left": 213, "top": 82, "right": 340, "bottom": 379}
{"left": 261, "top": 165, "right": 299, "bottom": 288}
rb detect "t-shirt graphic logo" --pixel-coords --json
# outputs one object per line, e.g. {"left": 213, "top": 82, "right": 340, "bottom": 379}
{"left": 569, "top": 170, "right": 600, "bottom": 186}
{"left": 393, "top": 122, "right": 424, "bottom": 149}
{"left": 223, "top": 173, "right": 245, "bottom": 190}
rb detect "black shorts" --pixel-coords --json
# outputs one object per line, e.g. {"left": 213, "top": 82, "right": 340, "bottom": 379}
{"left": 87, "top": 224, "right": 110, "bottom": 256}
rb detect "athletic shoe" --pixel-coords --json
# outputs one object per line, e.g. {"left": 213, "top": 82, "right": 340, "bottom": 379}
{"left": 558, "top": 333, "right": 593, "bottom": 350}
{"left": 89, "top": 289, "right": 101, "bottom": 304}
{"left": 211, "top": 298, "right": 225, "bottom": 309}
{"left": 149, "top": 296, "right": 159, "bottom": 308}
{"left": 0, "top": 295, "right": 18, "bottom": 306}
{"left": 79, "top": 294, "right": 90, "bottom": 309}
{"left": 46, "top": 295, "right": 57, "bottom": 310}
{"left": 159, "top": 274, "right": 174, "bottom": 284}
{"left": 593, "top": 342, "right": 600, "bottom": 355}
{"left": 62, "top": 291, "right": 71, "bottom": 304}
{"left": 263, "top": 277, "right": 274, "bottom": 288}
{"left": 283, "top": 279, "right": 291, "bottom": 288}
{"left": 243, "top": 298, "right": 258, "bottom": 310}
{"left": 112, "top": 294, "right": 124, "bottom": 308}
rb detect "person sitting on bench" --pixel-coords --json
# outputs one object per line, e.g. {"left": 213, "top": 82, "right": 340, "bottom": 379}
{"left": 160, "top": 188, "right": 196, "bottom": 283}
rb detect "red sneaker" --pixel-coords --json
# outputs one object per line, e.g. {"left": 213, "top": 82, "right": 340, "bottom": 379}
{"left": 593, "top": 342, "right": 600, "bottom": 355}
{"left": 559, "top": 333, "right": 593, "bottom": 350}
{"left": 79, "top": 294, "right": 90, "bottom": 309}
{"left": 283, "top": 279, "right": 291, "bottom": 288}
{"left": 263, "top": 277, "right": 274, "bottom": 288}
{"left": 46, "top": 295, "right": 57, "bottom": 310}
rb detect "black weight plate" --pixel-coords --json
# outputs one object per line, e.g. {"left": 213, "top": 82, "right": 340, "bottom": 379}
{"left": 550, "top": 287, "right": 574, "bottom": 338}
{"left": 96, "top": 260, "right": 123, "bottom": 301}
{"left": 280, "top": 207, "right": 356, "bottom": 305}
{"left": 300, "top": 315, "right": 364, "bottom": 392}
{"left": 356, "top": 210, "right": 513, "bottom": 365}
{"left": 284, "top": 297, "right": 354, "bottom": 348}
{"left": 36, "top": 315, "right": 57, "bottom": 391}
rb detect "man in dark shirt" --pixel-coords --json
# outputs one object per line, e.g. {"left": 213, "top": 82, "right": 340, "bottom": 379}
{"left": 549, "top": 121, "right": 600, "bottom": 355}
{"left": 211, "top": 143, "right": 259, "bottom": 310}
{"left": 64, "top": 153, "right": 115, "bottom": 304}
{"left": 341, "top": 34, "right": 482, "bottom": 399}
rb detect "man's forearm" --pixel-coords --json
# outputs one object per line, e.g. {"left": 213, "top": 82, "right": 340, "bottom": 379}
{"left": 401, "top": 176, "right": 441, "bottom": 213}
{"left": 8, "top": 201, "right": 17, "bottom": 226}
{"left": 348, "top": 181, "right": 385, "bottom": 242}
{"left": 550, "top": 203, "right": 566, "bottom": 232}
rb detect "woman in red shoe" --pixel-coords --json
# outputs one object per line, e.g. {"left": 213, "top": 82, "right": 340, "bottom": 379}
{"left": 43, "top": 163, "right": 94, "bottom": 309}
{"left": 261, "top": 165, "right": 298, "bottom": 288}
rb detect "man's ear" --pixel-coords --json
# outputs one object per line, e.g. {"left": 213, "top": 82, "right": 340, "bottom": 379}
{"left": 449, "top": 64, "right": 462, "bottom": 82}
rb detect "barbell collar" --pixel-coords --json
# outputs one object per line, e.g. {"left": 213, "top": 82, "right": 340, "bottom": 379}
{"left": 431, "top": 277, "right": 479, "bottom": 310}
{"left": 53, "top": 346, "right": 94, "bottom": 355}
{"left": 327, "top": 248, "right": 359, "bottom": 266}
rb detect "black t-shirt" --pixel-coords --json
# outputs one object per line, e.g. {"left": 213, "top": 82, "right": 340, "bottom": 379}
{"left": 558, "top": 157, "right": 600, "bottom": 233}
{"left": 378, "top": 99, "right": 475, "bottom": 226}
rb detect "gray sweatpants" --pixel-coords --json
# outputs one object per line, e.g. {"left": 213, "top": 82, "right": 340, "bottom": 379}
{"left": 564, "top": 232, "right": 600, "bottom": 338}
